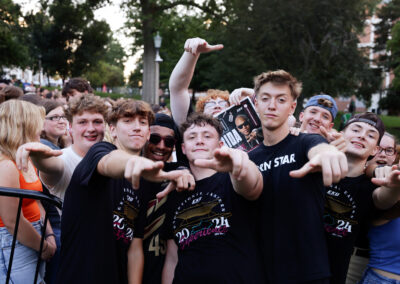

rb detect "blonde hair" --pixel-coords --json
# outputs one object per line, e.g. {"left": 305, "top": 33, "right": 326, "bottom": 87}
{"left": 0, "top": 100, "right": 45, "bottom": 160}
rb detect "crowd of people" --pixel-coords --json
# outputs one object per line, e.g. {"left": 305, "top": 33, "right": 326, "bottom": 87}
{"left": 0, "top": 37, "right": 399, "bottom": 284}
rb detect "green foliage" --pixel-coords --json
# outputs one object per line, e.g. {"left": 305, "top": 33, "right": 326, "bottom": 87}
{"left": 0, "top": 0, "right": 29, "bottom": 69}
{"left": 94, "top": 91, "right": 141, "bottom": 100}
{"left": 84, "top": 61, "right": 125, "bottom": 87}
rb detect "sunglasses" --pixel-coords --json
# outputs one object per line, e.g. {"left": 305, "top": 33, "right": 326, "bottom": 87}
{"left": 237, "top": 121, "right": 249, "bottom": 130}
{"left": 317, "top": 98, "right": 333, "bottom": 108}
{"left": 149, "top": 133, "right": 176, "bottom": 148}
{"left": 204, "top": 100, "right": 229, "bottom": 109}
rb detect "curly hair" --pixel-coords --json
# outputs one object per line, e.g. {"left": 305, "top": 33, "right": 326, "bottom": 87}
{"left": 65, "top": 94, "right": 109, "bottom": 123}
{"left": 180, "top": 112, "right": 223, "bottom": 139}
{"left": 107, "top": 98, "right": 155, "bottom": 126}
{"left": 195, "top": 89, "right": 230, "bottom": 113}
{"left": 253, "top": 70, "right": 302, "bottom": 100}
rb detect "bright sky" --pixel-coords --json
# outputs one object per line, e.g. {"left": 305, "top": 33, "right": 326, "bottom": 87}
{"left": 14, "top": 0, "right": 138, "bottom": 79}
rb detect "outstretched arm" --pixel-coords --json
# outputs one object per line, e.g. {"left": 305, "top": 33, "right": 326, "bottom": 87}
{"left": 15, "top": 142, "right": 64, "bottom": 188}
{"left": 194, "top": 146, "right": 263, "bottom": 200}
{"left": 290, "top": 143, "right": 348, "bottom": 186}
{"left": 169, "top": 38, "right": 223, "bottom": 126}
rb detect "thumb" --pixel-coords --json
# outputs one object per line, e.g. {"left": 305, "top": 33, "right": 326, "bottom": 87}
{"left": 289, "top": 161, "right": 317, "bottom": 178}
{"left": 207, "top": 44, "right": 224, "bottom": 51}
{"left": 319, "top": 126, "right": 330, "bottom": 140}
{"left": 156, "top": 182, "right": 176, "bottom": 199}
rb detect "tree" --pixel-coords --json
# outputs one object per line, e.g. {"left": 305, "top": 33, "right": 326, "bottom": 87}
{"left": 25, "top": 0, "right": 112, "bottom": 81}
{"left": 84, "top": 61, "right": 125, "bottom": 87}
{"left": 0, "top": 0, "right": 29, "bottom": 70}
{"left": 122, "top": 0, "right": 223, "bottom": 103}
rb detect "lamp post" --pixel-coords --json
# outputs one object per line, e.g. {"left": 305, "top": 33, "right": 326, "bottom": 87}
{"left": 154, "top": 32, "right": 163, "bottom": 105}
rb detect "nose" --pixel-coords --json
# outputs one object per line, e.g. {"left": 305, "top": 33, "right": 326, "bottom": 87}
{"left": 268, "top": 98, "right": 277, "bottom": 110}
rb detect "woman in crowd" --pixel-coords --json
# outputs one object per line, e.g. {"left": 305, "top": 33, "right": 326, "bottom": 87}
{"left": 359, "top": 132, "right": 400, "bottom": 284}
{"left": 41, "top": 99, "right": 68, "bottom": 150}
{"left": 0, "top": 100, "right": 56, "bottom": 283}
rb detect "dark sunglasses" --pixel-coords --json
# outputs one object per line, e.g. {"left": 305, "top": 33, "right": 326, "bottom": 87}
{"left": 149, "top": 133, "right": 176, "bottom": 148}
{"left": 237, "top": 121, "right": 249, "bottom": 130}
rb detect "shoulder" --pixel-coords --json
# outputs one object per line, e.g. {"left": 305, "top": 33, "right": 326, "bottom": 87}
{"left": 85, "top": 142, "right": 117, "bottom": 159}
{"left": 0, "top": 158, "right": 20, "bottom": 187}
{"left": 298, "top": 133, "right": 326, "bottom": 144}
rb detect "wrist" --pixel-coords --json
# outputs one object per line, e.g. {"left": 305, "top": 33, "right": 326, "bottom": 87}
{"left": 45, "top": 233, "right": 56, "bottom": 240}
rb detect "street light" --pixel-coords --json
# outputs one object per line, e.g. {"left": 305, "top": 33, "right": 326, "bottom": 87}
{"left": 154, "top": 32, "right": 163, "bottom": 104}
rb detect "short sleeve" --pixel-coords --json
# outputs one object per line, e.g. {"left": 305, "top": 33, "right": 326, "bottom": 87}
{"left": 74, "top": 141, "right": 117, "bottom": 187}
{"left": 299, "top": 133, "right": 327, "bottom": 157}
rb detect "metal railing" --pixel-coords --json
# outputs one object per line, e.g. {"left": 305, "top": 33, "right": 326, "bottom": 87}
{"left": 0, "top": 186, "right": 62, "bottom": 284}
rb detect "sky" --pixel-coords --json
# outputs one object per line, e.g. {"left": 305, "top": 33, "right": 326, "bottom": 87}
{"left": 14, "top": 0, "right": 138, "bottom": 78}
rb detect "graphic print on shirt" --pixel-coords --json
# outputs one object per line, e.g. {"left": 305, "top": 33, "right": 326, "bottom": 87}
{"left": 144, "top": 195, "right": 167, "bottom": 256}
{"left": 113, "top": 187, "right": 141, "bottom": 244}
{"left": 172, "top": 191, "right": 231, "bottom": 250}
{"left": 256, "top": 153, "right": 296, "bottom": 172}
{"left": 324, "top": 184, "right": 357, "bottom": 238}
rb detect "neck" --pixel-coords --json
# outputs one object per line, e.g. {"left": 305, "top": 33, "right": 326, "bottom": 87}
{"left": 189, "top": 163, "right": 217, "bottom": 181}
{"left": 262, "top": 123, "right": 290, "bottom": 146}
{"left": 71, "top": 144, "right": 86, "bottom": 158}
{"left": 115, "top": 140, "right": 141, "bottom": 156}
{"left": 45, "top": 135, "right": 59, "bottom": 145}
{"left": 346, "top": 154, "right": 367, "bottom": 177}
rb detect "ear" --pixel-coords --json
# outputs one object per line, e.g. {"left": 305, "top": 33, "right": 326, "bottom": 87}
{"left": 327, "top": 122, "right": 334, "bottom": 131}
{"left": 299, "top": 111, "right": 304, "bottom": 122}
{"left": 371, "top": 145, "right": 379, "bottom": 157}
{"left": 288, "top": 100, "right": 297, "bottom": 116}
{"left": 110, "top": 124, "right": 117, "bottom": 140}
{"left": 219, "top": 140, "right": 224, "bottom": 147}
{"left": 146, "top": 126, "right": 150, "bottom": 141}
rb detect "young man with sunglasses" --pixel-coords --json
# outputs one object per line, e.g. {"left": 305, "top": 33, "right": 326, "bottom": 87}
{"left": 142, "top": 113, "right": 195, "bottom": 284}
{"left": 249, "top": 70, "right": 348, "bottom": 284}
{"left": 235, "top": 114, "right": 259, "bottom": 148}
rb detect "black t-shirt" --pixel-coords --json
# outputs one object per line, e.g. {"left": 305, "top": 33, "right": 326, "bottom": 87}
{"left": 142, "top": 162, "right": 180, "bottom": 284}
{"left": 248, "top": 133, "right": 330, "bottom": 284}
{"left": 324, "top": 175, "right": 376, "bottom": 284}
{"left": 57, "top": 142, "right": 146, "bottom": 284}
{"left": 164, "top": 172, "right": 264, "bottom": 284}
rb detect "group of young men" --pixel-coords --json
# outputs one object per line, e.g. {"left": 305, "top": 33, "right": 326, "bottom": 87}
{"left": 16, "top": 37, "right": 400, "bottom": 284}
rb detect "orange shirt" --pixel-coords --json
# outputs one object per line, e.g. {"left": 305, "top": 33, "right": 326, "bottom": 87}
{"left": 0, "top": 166, "right": 43, "bottom": 227}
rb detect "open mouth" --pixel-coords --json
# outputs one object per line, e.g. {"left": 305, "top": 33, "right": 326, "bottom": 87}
{"left": 376, "top": 160, "right": 387, "bottom": 165}
{"left": 351, "top": 141, "right": 365, "bottom": 148}
{"left": 84, "top": 135, "right": 98, "bottom": 141}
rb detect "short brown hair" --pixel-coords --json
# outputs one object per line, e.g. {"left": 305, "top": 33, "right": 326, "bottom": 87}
{"left": 107, "top": 98, "right": 155, "bottom": 126}
{"left": 195, "top": 89, "right": 229, "bottom": 113}
{"left": 0, "top": 86, "right": 23, "bottom": 103}
{"left": 62, "top": 77, "right": 93, "bottom": 97}
{"left": 254, "top": 70, "right": 302, "bottom": 100}
{"left": 180, "top": 112, "right": 223, "bottom": 139}
{"left": 65, "top": 94, "right": 108, "bottom": 123}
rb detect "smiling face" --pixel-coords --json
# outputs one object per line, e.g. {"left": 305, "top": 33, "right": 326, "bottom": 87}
{"left": 43, "top": 106, "right": 68, "bottom": 142}
{"left": 70, "top": 111, "right": 105, "bottom": 156}
{"left": 299, "top": 106, "right": 333, "bottom": 134}
{"left": 369, "top": 134, "right": 397, "bottom": 166}
{"left": 182, "top": 123, "right": 223, "bottom": 163}
{"left": 342, "top": 122, "right": 379, "bottom": 160}
{"left": 255, "top": 82, "right": 297, "bottom": 131}
{"left": 144, "top": 125, "right": 175, "bottom": 162}
{"left": 111, "top": 115, "right": 150, "bottom": 155}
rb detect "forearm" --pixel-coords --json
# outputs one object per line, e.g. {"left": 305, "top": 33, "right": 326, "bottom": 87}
{"left": 373, "top": 186, "right": 400, "bottom": 210}
{"left": 170, "top": 52, "right": 199, "bottom": 126}
{"left": 307, "top": 142, "right": 334, "bottom": 160}
{"left": 97, "top": 150, "right": 135, "bottom": 179}
{"left": 4, "top": 216, "right": 43, "bottom": 251}
{"left": 127, "top": 238, "right": 144, "bottom": 284}
{"left": 162, "top": 240, "right": 178, "bottom": 284}
{"left": 231, "top": 162, "right": 263, "bottom": 200}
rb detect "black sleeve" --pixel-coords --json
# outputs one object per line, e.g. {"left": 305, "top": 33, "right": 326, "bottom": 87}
{"left": 300, "top": 133, "right": 328, "bottom": 157}
{"left": 75, "top": 141, "right": 117, "bottom": 187}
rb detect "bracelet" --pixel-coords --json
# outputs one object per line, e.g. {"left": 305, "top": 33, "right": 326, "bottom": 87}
{"left": 45, "top": 233, "right": 56, "bottom": 239}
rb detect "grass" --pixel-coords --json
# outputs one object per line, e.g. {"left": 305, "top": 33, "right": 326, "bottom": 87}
{"left": 334, "top": 112, "right": 400, "bottom": 140}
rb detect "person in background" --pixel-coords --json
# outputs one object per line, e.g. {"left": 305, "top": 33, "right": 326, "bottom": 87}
{"left": 40, "top": 100, "right": 68, "bottom": 150}
{"left": 0, "top": 100, "right": 56, "bottom": 283}
{"left": 61, "top": 77, "right": 93, "bottom": 101}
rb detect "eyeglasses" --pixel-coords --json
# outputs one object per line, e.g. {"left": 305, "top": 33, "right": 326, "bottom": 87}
{"left": 377, "top": 147, "right": 396, "bottom": 156}
{"left": 317, "top": 98, "right": 333, "bottom": 108}
{"left": 236, "top": 121, "right": 249, "bottom": 130}
{"left": 46, "top": 115, "right": 67, "bottom": 121}
{"left": 204, "top": 100, "right": 229, "bottom": 109}
{"left": 149, "top": 133, "right": 176, "bottom": 148}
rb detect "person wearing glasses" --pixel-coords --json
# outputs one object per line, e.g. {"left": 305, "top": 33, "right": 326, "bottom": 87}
{"left": 234, "top": 114, "right": 259, "bottom": 148}
{"left": 40, "top": 100, "right": 68, "bottom": 150}
{"left": 169, "top": 37, "right": 229, "bottom": 127}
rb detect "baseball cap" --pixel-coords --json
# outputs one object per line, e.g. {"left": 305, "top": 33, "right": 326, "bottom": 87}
{"left": 304, "top": 94, "right": 338, "bottom": 120}
{"left": 344, "top": 112, "right": 385, "bottom": 142}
